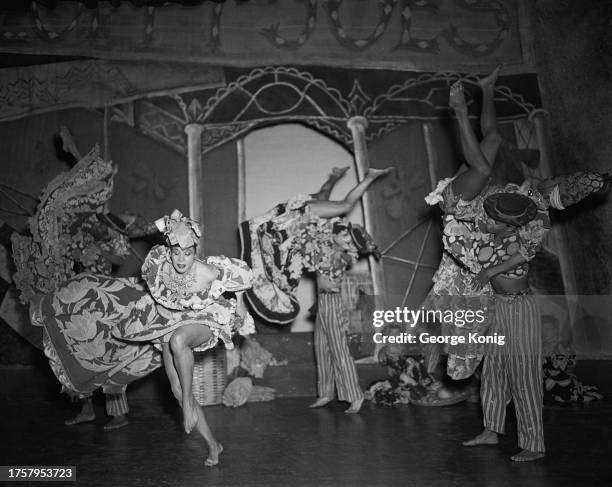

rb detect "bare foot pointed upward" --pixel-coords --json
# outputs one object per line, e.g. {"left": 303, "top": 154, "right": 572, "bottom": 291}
{"left": 331, "top": 166, "right": 350, "bottom": 178}
{"left": 368, "top": 167, "right": 394, "bottom": 179}
{"left": 478, "top": 64, "right": 502, "bottom": 89}
{"left": 449, "top": 80, "right": 468, "bottom": 113}
{"left": 59, "top": 125, "right": 82, "bottom": 160}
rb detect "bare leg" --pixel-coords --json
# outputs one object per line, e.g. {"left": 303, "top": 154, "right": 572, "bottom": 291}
{"left": 163, "top": 342, "right": 197, "bottom": 432}
{"left": 64, "top": 397, "right": 96, "bottom": 426}
{"left": 449, "top": 81, "right": 493, "bottom": 201}
{"left": 162, "top": 344, "right": 183, "bottom": 405}
{"left": 309, "top": 167, "right": 393, "bottom": 218}
{"left": 478, "top": 65, "right": 502, "bottom": 139}
{"left": 169, "top": 325, "right": 214, "bottom": 434}
{"left": 311, "top": 166, "right": 350, "bottom": 201}
{"left": 477, "top": 65, "right": 504, "bottom": 166}
{"left": 462, "top": 428, "right": 499, "bottom": 446}
{"left": 163, "top": 340, "right": 222, "bottom": 465}
{"left": 193, "top": 406, "right": 224, "bottom": 466}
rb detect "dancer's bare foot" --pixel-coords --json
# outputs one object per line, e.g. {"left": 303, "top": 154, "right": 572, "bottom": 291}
{"left": 205, "top": 443, "right": 223, "bottom": 467}
{"left": 59, "top": 125, "right": 81, "bottom": 160}
{"left": 331, "top": 166, "right": 350, "bottom": 178}
{"left": 309, "top": 397, "right": 332, "bottom": 408}
{"left": 103, "top": 415, "right": 128, "bottom": 431}
{"left": 511, "top": 449, "right": 545, "bottom": 462}
{"left": 183, "top": 398, "right": 199, "bottom": 434}
{"left": 449, "top": 81, "right": 467, "bottom": 113}
{"left": 64, "top": 411, "right": 96, "bottom": 426}
{"left": 462, "top": 429, "right": 499, "bottom": 446}
{"left": 478, "top": 64, "right": 502, "bottom": 89}
{"left": 367, "top": 167, "right": 394, "bottom": 179}
{"left": 345, "top": 397, "right": 364, "bottom": 414}
{"left": 64, "top": 399, "right": 95, "bottom": 426}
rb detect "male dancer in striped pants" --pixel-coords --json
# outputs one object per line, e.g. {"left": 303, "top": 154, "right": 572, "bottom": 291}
{"left": 474, "top": 294, "right": 545, "bottom": 456}
{"left": 457, "top": 190, "right": 547, "bottom": 462}
{"left": 304, "top": 168, "right": 391, "bottom": 413}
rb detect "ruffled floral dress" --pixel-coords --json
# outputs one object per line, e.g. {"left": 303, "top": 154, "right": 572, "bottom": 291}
{"left": 114, "top": 245, "right": 255, "bottom": 351}
{"left": 32, "top": 245, "right": 254, "bottom": 398}
{"left": 239, "top": 195, "right": 311, "bottom": 324}
{"left": 240, "top": 195, "right": 358, "bottom": 323}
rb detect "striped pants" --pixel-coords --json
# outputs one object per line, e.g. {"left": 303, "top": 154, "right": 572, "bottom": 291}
{"left": 103, "top": 388, "right": 129, "bottom": 417}
{"left": 481, "top": 294, "right": 544, "bottom": 453}
{"left": 314, "top": 293, "right": 363, "bottom": 403}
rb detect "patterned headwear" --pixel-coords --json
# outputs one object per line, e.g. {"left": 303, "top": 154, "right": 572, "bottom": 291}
{"left": 332, "top": 221, "right": 381, "bottom": 260}
{"left": 483, "top": 192, "right": 538, "bottom": 227}
{"left": 154, "top": 209, "right": 201, "bottom": 249}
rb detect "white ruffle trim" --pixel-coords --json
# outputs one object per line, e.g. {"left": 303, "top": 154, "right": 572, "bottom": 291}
{"left": 425, "top": 177, "right": 455, "bottom": 206}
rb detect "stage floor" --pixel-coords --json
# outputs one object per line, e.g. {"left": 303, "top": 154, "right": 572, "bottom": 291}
{"left": 1, "top": 364, "right": 611, "bottom": 487}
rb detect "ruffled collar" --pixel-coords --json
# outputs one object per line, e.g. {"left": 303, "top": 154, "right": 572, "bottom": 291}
{"left": 142, "top": 245, "right": 225, "bottom": 311}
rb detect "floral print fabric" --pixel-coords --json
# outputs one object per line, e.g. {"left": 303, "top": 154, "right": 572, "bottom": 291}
{"left": 32, "top": 274, "right": 162, "bottom": 397}
{"left": 11, "top": 145, "right": 127, "bottom": 304}
{"left": 115, "top": 245, "right": 255, "bottom": 350}
{"left": 32, "top": 247, "right": 254, "bottom": 396}
{"left": 240, "top": 195, "right": 311, "bottom": 324}
{"left": 300, "top": 216, "right": 358, "bottom": 283}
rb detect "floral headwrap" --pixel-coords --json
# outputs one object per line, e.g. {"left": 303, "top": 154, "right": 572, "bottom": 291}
{"left": 154, "top": 209, "right": 201, "bottom": 249}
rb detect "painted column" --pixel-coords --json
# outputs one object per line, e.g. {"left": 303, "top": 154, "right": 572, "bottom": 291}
{"left": 346, "top": 116, "right": 385, "bottom": 299}
{"left": 529, "top": 109, "right": 578, "bottom": 296}
{"left": 184, "top": 123, "right": 205, "bottom": 255}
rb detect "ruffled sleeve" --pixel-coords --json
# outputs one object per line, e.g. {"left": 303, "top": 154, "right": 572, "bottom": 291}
{"left": 425, "top": 177, "right": 456, "bottom": 211}
{"left": 205, "top": 255, "right": 253, "bottom": 296}
{"left": 142, "top": 247, "right": 254, "bottom": 311}
{"left": 541, "top": 171, "right": 607, "bottom": 209}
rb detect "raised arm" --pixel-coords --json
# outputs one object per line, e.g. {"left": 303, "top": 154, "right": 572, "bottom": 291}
{"left": 538, "top": 171, "right": 611, "bottom": 209}
{"left": 308, "top": 167, "right": 392, "bottom": 219}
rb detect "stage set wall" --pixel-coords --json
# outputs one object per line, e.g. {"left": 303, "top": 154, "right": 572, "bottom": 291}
{"left": 0, "top": 1, "right": 610, "bottom": 393}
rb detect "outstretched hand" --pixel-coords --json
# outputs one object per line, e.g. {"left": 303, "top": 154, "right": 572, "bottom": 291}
{"left": 472, "top": 269, "right": 491, "bottom": 291}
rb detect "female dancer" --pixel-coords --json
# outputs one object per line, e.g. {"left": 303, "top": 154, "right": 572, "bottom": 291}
{"left": 117, "top": 210, "right": 254, "bottom": 465}
{"left": 33, "top": 210, "right": 254, "bottom": 466}
{"left": 242, "top": 167, "right": 391, "bottom": 413}
{"left": 13, "top": 134, "right": 161, "bottom": 430}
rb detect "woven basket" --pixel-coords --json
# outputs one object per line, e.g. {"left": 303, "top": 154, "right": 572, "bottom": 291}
{"left": 192, "top": 346, "right": 227, "bottom": 406}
